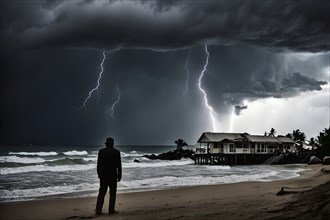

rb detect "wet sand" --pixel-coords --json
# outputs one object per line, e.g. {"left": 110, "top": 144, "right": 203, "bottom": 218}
{"left": 1, "top": 164, "right": 329, "bottom": 220}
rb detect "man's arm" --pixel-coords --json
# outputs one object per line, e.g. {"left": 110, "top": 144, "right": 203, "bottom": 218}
{"left": 117, "top": 151, "right": 122, "bottom": 182}
{"left": 97, "top": 151, "right": 101, "bottom": 178}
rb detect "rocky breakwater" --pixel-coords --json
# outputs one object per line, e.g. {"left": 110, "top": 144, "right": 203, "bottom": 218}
{"left": 143, "top": 148, "right": 195, "bottom": 161}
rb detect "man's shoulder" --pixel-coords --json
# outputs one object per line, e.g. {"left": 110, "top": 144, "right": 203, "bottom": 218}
{"left": 98, "top": 148, "right": 107, "bottom": 153}
{"left": 113, "top": 148, "right": 121, "bottom": 154}
{"left": 100, "top": 147, "right": 120, "bottom": 154}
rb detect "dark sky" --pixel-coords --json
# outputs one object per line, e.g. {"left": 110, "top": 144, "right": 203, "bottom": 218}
{"left": 1, "top": 0, "right": 329, "bottom": 145}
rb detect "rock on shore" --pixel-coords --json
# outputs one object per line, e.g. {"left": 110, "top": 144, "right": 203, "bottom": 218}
{"left": 143, "top": 148, "right": 194, "bottom": 161}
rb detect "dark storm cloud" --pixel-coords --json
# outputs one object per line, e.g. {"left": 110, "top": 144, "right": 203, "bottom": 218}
{"left": 234, "top": 105, "right": 248, "bottom": 116}
{"left": 1, "top": 0, "right": 329, "bottom": 52}
{"left": 281, "top": 72, "right": 327, "bottom": 93}
{"left": 1, "top": 1, "right": 329, "bottom": 145}
{"left": 224, "top": 71, "right": 327, "bottom": 101}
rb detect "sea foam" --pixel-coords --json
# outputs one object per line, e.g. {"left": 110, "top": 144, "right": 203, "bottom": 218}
{"left": 0, "top": 156, "right": 45, "bottom": 164}
{"left": 0, "top": 164, "right": 95, "bottom": 175}
{"left": 118, "top": 171, "right": 281, "bottom": 191}
{"left": 8, "top": 151, "right": 58, "bottom": 156}
{"left": 63, "top": 150, "right": 88, "bottom": 156}
{"left": 0, "top": 182, "right": 99, "bottom": 202}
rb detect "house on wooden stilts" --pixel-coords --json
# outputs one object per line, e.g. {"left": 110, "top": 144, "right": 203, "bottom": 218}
{"left": 194, "top": 132, "right": 295, "bottom": 165}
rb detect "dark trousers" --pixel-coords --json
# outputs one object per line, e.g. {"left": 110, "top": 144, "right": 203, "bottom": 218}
{"left": 95, "top": 178, "right": 117, "bottom": 213}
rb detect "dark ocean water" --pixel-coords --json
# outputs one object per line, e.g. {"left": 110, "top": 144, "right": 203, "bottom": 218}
{"left": 0, "top": 145, "right": 305, "bottom": 202}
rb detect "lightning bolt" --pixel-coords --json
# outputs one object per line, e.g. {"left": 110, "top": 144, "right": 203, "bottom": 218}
{"left": 107, "top": 86, "right": 121, "bottom": 119}
{"left": 78, "top": 51, "right": 106, "bottom": 111}
{"left": 198, "top": 45, "right": 217, "bottom": 132}
{"left": 229, "top": 106, "right": 235, "bottom": 132}
{"left": 183, "top": 52, "right": 190, "bottom": 95}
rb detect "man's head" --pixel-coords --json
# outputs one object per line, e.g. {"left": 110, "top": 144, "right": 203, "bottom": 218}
{"left": 105, "top": 137, "right": 114, "bottom": 147}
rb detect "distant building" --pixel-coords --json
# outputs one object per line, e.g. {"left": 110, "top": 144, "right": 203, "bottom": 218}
{"left": 196, "top": 132, "right": 295, "bottom": 155}
{"left": 195, "top": 132, "right": 295, "bottom": 165}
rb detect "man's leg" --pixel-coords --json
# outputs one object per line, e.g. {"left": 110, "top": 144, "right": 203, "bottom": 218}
{"left": 95, "top": 179, "right": 108, "bottom": 214}
{"left": 108, "top": 181, "right": 117, "bottom": 214}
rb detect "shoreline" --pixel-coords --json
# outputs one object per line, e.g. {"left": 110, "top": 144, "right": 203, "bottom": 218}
{"left": 0, "top": 163, "right": 305, "bottom": 204}
{"left": 0, "top": 163, "right": 306, "bottom": 203}
{"left": 1, "top": 164, "right": 329, "bottom": 220}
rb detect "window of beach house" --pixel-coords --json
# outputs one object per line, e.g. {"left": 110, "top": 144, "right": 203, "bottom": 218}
{"left": 268, "top": 145, "right": 276, "bottom": 153}
{"left": 261, "top": 144, "right": 265, "bottom": 152}
{"left": 199, "top": 143, "right": 207, "bottom": 152}
{"left": 257, "top": 143, "right": 261, "bottom": 152}
{"left": 229, "top": 143, "right": 235, "bottom": 152}
{"left": 200, "top": 143, "right": 207, "bottom": 148}
{"left": 242, "top": 143, "right": 249, "bottom": 152}
{"left": 236, "top": 143, "right": 242, "bottom": 148}
{"left": 250, "top": 143, "right": 255, "bottom": 153}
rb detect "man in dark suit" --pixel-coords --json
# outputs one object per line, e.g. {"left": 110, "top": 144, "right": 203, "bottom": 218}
{"left": 95, "top": 137, "right": 122, "bottom": 215}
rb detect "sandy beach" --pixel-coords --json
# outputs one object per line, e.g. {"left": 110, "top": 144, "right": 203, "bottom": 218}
{"left": 1, "top": 164, "right": 329, "bottom": 220}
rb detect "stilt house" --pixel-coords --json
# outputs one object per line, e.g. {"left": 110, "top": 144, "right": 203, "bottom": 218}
{"left": 195, "top": 132, "right": 295, "bottom": 165}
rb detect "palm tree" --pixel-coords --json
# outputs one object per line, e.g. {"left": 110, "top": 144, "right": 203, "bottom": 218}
{"left": 292, "top": 129, "right": 306, "bottom": 142}
{"left": 175, "top": 139, "right": 188, "bottom": 151}
{"left": 286, "top": 133, "right": 293, "bottom": 139}
{"left": 291, "top": 129, "right": 306, "bottom": 152}
{"left": 268, "top": 128, "right": 276, "bottom": 137}
{"left": 309, "top": 137, "right": 316, "bottom": 151}
{"left": 317, "top": 127, "right": 330, "bottom": 146}
{"left": 316, "top": 127, "right": 330, "bottom": 156}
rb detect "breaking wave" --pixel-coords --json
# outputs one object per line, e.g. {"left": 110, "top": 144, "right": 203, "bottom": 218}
{"left": 0, "top": 164, "right": 96, "bottom": 175}
{"left": 63, "top": 150, "right": 88, "bottom": 156}
{"left": 9, "top": 151, "right": 58, "bottom": 156}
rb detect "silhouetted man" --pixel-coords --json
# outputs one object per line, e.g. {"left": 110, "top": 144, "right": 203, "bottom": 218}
{"left": 95, "top": 137, "right": 122, "bottom": 215}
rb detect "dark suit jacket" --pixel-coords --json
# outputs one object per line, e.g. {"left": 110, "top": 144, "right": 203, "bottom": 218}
{"left": 97, "top": 147, "right": 122, "bottom": 182}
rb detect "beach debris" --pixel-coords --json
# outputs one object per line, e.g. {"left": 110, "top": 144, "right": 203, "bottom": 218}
{"left": 308, "top": 156, "right": 322, "bottom": 165}
{"left": 276, "top": 187, "right": 298, "bottom": 196}
{"left": 322, "top": 156, "right": 330, "bottom": 165}
{"left": 321, "top": 167, "right": 330, "bottom": 174}
{"left": 276, "top": 185, "right": 312, "bottom": 196}
{"left": 133, "top": 159, "right": 141, "bottom": 163}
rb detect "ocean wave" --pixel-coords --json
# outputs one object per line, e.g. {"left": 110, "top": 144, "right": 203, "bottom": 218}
{"left": 63, "top": 150, "right": 88, "bottom": 156}
{"left": 0, "top": 164, "right": 95, "bottom": 175}
{"left": 45, "top": 158, "right": 94, "bottom": 166}
{"left": 121, "top": 151, "right": 150, "bottom": 158}
{"left": 122, "top": 158, "right": 194, "bottom": 168}
{"left": 0, "top": 183, "right": 99, "bottom": 202}
{"left": 203, "top": 165, "right": 231, "bottom": 170}
{"left": 119, "top": 171, "right": 281, "bottom": 190}
{"left": 82, "top": 157, "right": 97, "bottom": 162}
{"left": 8, "top": 151, "right": 58, "bottom": 156}
{"left": 0, "top": 155, "right": 97, "bottom": 168}
{"left": 0, "top": 156, "right": 45, "bottom": 164}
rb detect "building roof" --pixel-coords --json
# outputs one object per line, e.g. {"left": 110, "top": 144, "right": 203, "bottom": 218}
{"left": 197, "top": 132, "right": 294, "bottom": 144}
{"left": 276, "top": 136, "right": 295, "bottom": 143}
{"left": 245, "top": 135, "right": 281, "bottom": 143}
{"left": 197, "top": 132, "right": 247, "bottom": 143}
